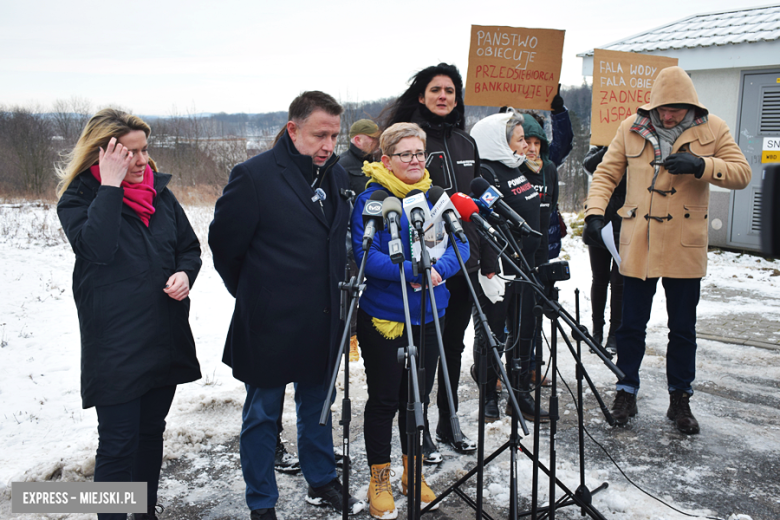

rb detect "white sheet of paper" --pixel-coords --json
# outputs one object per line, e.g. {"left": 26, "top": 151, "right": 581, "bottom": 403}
{"left": 601, "top": 222, "right": 621, "bottom": 267}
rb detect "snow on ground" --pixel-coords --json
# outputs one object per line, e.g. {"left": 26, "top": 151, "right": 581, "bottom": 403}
{"left": 1, "top": 204, "right": 778, "bottom": 519}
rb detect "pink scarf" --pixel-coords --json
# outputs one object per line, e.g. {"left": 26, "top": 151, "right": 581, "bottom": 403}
{"left": 90, "top": 164, "right": 157, "bottom": 226}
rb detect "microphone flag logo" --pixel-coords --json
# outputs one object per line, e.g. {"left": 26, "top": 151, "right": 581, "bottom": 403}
{"left": 479, "top": 185, "right": 502, "bottom": 208}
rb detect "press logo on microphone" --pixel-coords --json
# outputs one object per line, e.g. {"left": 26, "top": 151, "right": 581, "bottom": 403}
{"left": 365, "top": 200, "right": 383, "bottom": 215}
{"left": 479, "top": 185, "right": 502, "bottom": 208}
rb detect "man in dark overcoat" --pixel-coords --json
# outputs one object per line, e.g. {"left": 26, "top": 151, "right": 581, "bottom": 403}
{"left": 209, "top": 91, "right": 361, "bottom": 519}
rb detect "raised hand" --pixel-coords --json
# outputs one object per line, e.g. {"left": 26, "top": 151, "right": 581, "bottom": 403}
{"left": 98, "top": 137, "right": 133, "bottom": 187}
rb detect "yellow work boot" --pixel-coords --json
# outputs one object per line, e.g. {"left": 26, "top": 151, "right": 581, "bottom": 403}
{"left": 349, "top": 335, "right": 360, "bottom": 362}
{"left": 367, "top": 462, "right": 396, "bottom": 519}
{"left": 401, "top": 455, "right": 438, "bottom": 509}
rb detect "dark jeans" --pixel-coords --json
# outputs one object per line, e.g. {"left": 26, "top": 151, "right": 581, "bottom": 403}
{"left": 358, "top": 307, "right": 441, "bottom": 466}
{"left": 436, "top": 271, "right": 478, "bottom": 430}
{"left": 616, "top": 277, "right": 700, "bottom": 394}
{"left": 240, "top": 382, "right": 337, "bottom": 510}
{"left": 94, "top": 385, "right": 177, "bottom": 520}
{"left": 588, "top": 245, "right": 623, "bottom": 334}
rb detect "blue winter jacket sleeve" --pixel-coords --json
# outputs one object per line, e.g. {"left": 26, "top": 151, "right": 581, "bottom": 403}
{"left": 549, "top": 109, "right": 574, "bottom": 167}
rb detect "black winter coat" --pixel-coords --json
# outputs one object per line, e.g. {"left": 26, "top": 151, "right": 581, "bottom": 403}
{"left": 57, "top": 171, "right": 202, "bottom": 409}
{"left": 479, "top": 160, "right": 541, "bottom": 272}
{"left": 410, "top": 109, "right": 493, "bottom": 274}
{"left": 583, "top": 145, "right": 626, "bottom": 239}
{"left": 523, "top": 161, "right": 559, "bottom": 268}
{"left": 339, "top": 143, "right": 372, "bottom": 196}
{"left": 209, "top": 131, "right": 350, "bottom": 388}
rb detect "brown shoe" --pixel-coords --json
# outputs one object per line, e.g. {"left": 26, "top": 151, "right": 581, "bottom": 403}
{"left": 367, "top": 463, "right": 396, "bottom": 519}
{"left": 401, "top": 455, "right": 438, "bottom": 509}
{"left": 349, "top": 335, "right": 359, "bottom": 362}
{"left": 667, "top": 390, "right": 700, "bottom": 435}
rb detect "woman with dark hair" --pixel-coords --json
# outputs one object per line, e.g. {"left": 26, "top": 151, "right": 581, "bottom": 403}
{"left": 384, "top": 63, "right": 491, "bottom": 460}
{"left": 57, "top": 109, "right": 202, "bottom": 520}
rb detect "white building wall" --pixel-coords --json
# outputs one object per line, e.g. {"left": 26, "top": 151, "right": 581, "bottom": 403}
{"left": 689, "top": 68, "right": 741, "bottom": 134}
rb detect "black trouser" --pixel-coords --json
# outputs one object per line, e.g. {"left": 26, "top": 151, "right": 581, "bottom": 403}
{"left": 588, "top": 244, "right": 623, "bottom": 335}
{"left": 94, "top": 385, "right": 177, "bottom": 520}
{"left": 358, "top": 308, "right": 441, "bottom": 466}
{"left": 472, "top": 280, "right": 511, "bottom": 397}
{"left": 436, "top": 271, "right": 480, "bottom": 434}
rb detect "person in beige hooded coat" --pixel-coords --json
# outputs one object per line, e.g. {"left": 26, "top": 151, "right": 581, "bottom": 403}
{"left": 583, "top": 66, "right": 750, "bottom": 434}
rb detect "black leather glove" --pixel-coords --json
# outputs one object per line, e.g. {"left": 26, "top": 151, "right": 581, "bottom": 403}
{"left": 551, "top": 84, "right": 565, "bottom": 115}
{"left": 664, "top": 153, "right": 705, "bottom": 178}
{"left": 583, "top": 215, "right": 606, "bottom": 248}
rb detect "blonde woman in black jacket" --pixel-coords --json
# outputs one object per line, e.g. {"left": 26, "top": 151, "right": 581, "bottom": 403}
{"left": 57, "top": 109, "right": 202, "bottom": 520}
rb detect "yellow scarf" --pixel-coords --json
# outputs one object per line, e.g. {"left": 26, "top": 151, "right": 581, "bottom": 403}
{"left": 362, "top": 161, "right": 432, "bottom": 198}
{"left": 361, "top": 161, "right": 431, "bottom": 339}
{"left": 372, "top": 318, "right": 405, "bottom": 339}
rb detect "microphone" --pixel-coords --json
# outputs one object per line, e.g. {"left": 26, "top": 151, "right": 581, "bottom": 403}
{"left": 451, "top": 192, "right": 503, "bottom": 241}
{"left": 362, "top": 191, "right": 388, "bottom": 250}
{"left": 470, "top": 177, "right": 541, "bottom": 237}
{"left": 402, "top": 189, "right": 431, "bottom": 232}
{"left": 382, "top": 196, "right": 405, "bottom": 264}
{"left": 428, "top": 186, "right": 466, "bottom": 243}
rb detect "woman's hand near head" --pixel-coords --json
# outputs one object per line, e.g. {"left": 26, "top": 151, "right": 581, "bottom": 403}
{"left": 164, "top": 272, "right": 190, "bottom": 301}
{"left": 99, "top": 137, "right": 133, "bottom": 187}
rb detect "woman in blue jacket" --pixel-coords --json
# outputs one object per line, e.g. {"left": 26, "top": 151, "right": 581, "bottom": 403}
{"left": 351, "top": 123, "right": 469, "bottom": 519}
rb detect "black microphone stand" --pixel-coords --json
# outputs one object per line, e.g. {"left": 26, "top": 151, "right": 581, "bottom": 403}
{"left": 470, "top": 223, "right": 623, "bottom": 520}
{"left": 424, "top": 219, "right": 530, "bottom": 520}
{"left": 395, "top": 235, "right": 426, "bottom": 520}
{"left": 319, "top": 242, "right": 370, "bottom": 520}
{"left": 412, "top": 221, "right": 465, "bottom": 444}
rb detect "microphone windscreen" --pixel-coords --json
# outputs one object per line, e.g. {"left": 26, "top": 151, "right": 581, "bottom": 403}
{"left": 470, "top": 177, "right": 491, "bottom": 197}
{"left": 427, "top": 186, "right": 446, "bottom": 205}
{"left": 382, "top": 197, "right": 403, "bottom": 219}
{"left": 370, "top": 190, "right": 389, "bottom": 202}
{"left": 450, "top": 193, "right": 478, "bottom": 223}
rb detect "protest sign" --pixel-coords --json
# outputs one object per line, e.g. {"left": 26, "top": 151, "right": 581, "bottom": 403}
{"left": 465, "top": 25, "right": 565, "bottom": 110}
{"left": 591, "top": 49, "right": 678, "bottom": 146}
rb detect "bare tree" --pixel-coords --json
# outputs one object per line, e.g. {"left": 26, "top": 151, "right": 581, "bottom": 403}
{"left": 0, "top": 105, "right": 56, "bottom": 196}
{"left": 556, "top": 110, "right": 591, "bottom": 212}
{"left": 51, "top": 97, "right": 93, "bottom": 145}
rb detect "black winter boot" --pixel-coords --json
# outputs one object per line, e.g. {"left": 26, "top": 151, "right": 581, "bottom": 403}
{"left": 274, "top": 435, "right": 301, "bottom": 474}
{"left": 484, "top": 386, "right": 500, "bottom": 423}
{"left": 250, "top": 508, "right": 277, "bottom": 520}
{"left": 506, "top": 372, "right": 550, "bottom": 423}
{"left": 610, "top": 389, "right": 637, "bottom": 425}
{"left": 667, "top": 390, "right": 700, "bottom": 434}
{"left": 592, "top": 326, "right": 604, "bottom": 347}
{"left": 605, "top": 334, "right": 617, "bottom": 355}
{"left": 422, "top": 405, "right": 442, "bottom": 464}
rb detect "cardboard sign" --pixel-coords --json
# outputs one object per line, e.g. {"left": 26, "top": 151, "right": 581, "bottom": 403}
{"left": 465, "top": 25, "right": 565, "bottom": 110}
{"left": 591, "top": 49, "right": 678, "bottom": 146}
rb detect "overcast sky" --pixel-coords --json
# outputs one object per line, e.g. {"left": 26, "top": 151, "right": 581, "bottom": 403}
{"left": 1, "top": 0, "right": 772, "bottom": 115}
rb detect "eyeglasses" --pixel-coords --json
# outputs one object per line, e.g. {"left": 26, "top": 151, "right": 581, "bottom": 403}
{"left": 391, "top": 151, "right": 427, "bottom": 163}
